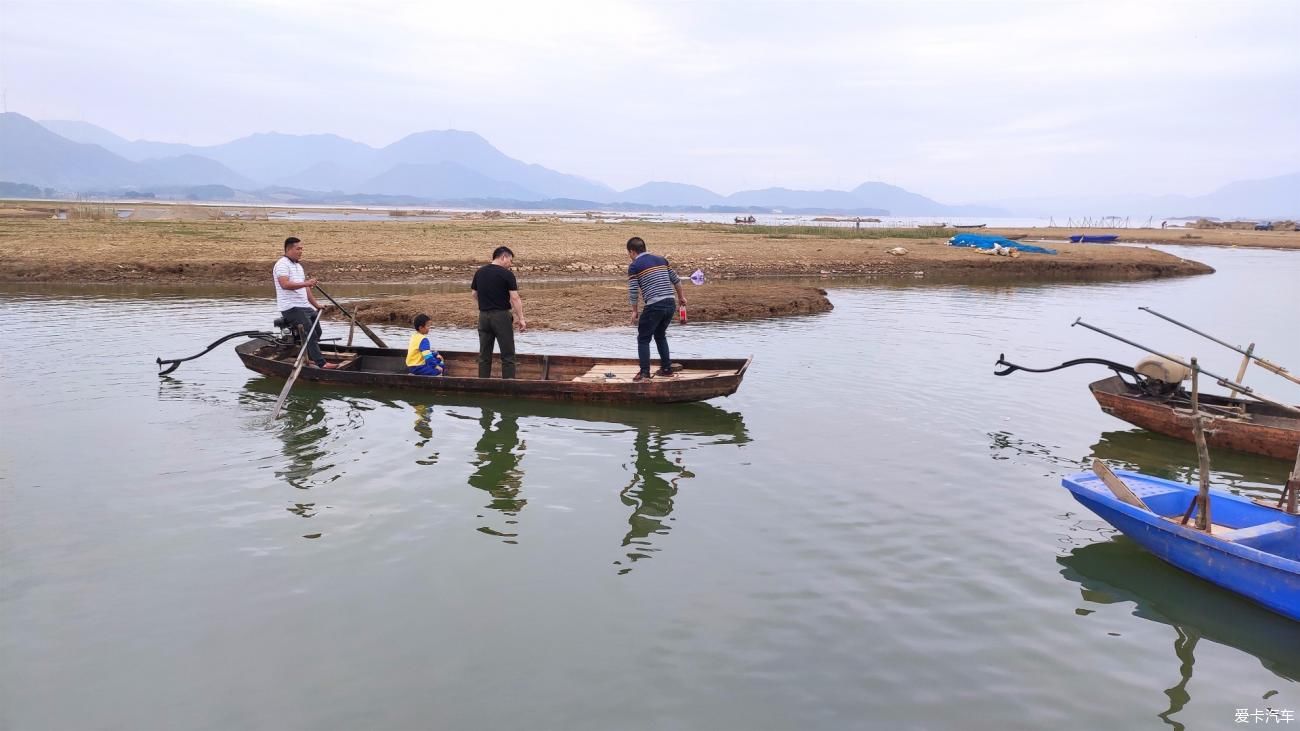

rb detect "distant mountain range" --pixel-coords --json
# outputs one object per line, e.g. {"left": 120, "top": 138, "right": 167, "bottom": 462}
{"left": 3, "top": 112, "right": 1296, "bottom": 218}
{"left": 980, "top": 172, "right": 1300, "bottom": 221}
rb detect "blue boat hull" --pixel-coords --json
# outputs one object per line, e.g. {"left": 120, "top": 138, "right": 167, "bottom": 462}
{"left": 1068, "top": 234, "right": 1119, "bottom": 243}
{"left": 1062, "top": 471, "right": 1300, "bottom": 621}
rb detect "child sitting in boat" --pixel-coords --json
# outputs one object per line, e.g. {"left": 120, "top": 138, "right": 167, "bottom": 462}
{"left": 406, "top": 314, "right": 445, "bottom": 376}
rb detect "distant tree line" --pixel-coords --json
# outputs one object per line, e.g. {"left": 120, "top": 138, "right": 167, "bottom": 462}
{"left": 0, "top": 181, "right": 59, "bottom": 199}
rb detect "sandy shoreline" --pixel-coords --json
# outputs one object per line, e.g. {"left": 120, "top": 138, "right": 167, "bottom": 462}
{"left": 0, "top": 207, "right": 1227, "bottom": 286}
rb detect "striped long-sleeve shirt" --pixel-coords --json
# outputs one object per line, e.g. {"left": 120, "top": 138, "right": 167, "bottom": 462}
{"left": 627, "top": 252, "right": 680, "bottom": 306}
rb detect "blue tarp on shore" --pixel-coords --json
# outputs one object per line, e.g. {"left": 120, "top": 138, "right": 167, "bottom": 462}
{"left": 948, "top": 233, "right": 1057, "bottom": 255}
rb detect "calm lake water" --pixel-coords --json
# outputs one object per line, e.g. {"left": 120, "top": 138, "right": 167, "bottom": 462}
{"left": 2, "top": 244, "right": 1297, "bottom": 730}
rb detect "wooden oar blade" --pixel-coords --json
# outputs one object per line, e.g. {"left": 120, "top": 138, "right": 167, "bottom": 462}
{"left": 1092, "top": 459, "right": 1152, "bottom": 511}
{"left": 270, "top": 359, "right": 307, "bottom": 420}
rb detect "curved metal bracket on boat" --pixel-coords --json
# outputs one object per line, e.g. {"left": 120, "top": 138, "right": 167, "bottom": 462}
{"left": 156, "top": 330, "right": 276, "bottom": 376}
{"left": 993, "top": 354, "right": 1142, "bottom": 380}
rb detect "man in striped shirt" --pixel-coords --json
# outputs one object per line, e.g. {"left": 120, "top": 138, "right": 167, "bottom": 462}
{"left": 626, "top": 236, "right": 686, "bottom": 381}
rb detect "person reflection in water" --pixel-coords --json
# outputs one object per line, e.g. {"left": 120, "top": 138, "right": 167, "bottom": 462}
{"left": 614, "top": 425, "right": 692, "bottom": 574}
{"left": 411, "top": 403, "right": 439, "bottom": 466}
{"left": 265, "top": 396, "right": 330, "bottom": 492}
{"left": 468, "top": 408, "right": 526, "bottom": 542}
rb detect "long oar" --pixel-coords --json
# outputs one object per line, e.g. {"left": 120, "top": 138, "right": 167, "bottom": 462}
{"left": 314, "top": 286, "right": 388, "bottom": 348}
{"left": 271, "top": 308, "right": 323, "bottom": 420}
{"left": 1072, "top": 318, "right": 1300, "bottom": 416}
{"left": 1139, "top": 306, "right": 1300, "bottom": 387}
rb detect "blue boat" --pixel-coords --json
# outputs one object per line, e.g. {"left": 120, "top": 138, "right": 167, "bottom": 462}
{"left": 1068, "top": 234, "right": 1120, "bottom": 243}
{"left": 1061, "top": 468, "right": 1300, "bottom": 621}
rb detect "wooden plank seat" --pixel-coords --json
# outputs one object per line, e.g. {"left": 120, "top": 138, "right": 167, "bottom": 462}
{"left": 324, "top": 353, "right": 361, "bottom": 370}
{"left": 572, "top": 364, "right": 734, "bottom": 384}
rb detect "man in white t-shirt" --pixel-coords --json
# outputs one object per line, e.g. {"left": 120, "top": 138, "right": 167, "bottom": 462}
{"left": 273, "top": 236, "right": 338, "bottom": 368}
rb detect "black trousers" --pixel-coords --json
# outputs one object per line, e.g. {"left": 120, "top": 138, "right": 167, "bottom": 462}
{"left": 281, "top": 306, "right": 324, "bottom": 366}
{"left": 478, "top": 309, "right": 516, "bottom": 378}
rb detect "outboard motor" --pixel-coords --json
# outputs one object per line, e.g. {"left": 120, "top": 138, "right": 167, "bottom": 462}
{"left": 1134, "top": 355, "right": 1190, "bottom": 396}
{"left": 272, "top": 316, "right": 302, "bottom": 345}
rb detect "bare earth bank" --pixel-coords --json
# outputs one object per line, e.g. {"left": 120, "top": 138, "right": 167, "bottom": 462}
{"left": 0, "top": 217, "right": 1218, "bottom": 285}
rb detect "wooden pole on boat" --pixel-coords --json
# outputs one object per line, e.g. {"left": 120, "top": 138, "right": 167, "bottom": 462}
{"left": 1190, "top": 358, "right": 1213, "bottom": 532}
{"left": 1280, "top": 444, "right": 1300, "bottom": 516}
{"left": 271, "top": 308, "right": 323, "bottom": 420}
{"left": 314, "top": 286, "right": 388, "bottom": 348}
{"left": 1092, "top": 459, "right": 1152, "bottom": 511}
{"left": 1228, "top": 342, "right": 1254, "bottom": 401}
{"left": 1139, "top": 307, "right": 1300, "bottom": 387}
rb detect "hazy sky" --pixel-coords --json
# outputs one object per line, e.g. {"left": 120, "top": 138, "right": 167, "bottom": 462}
{"left": 4, "top": 0, "right": 1297, "bottom": 201}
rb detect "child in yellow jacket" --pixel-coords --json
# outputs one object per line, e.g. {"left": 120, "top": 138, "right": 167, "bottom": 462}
{"left": 406, "top": 314, "right": 445, "bottom": 376}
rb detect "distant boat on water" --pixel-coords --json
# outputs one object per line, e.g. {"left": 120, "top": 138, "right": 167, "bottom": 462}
{"left": 1069, "top": 234, "right": 1120, "bottom": 243}
{"left": 952, "top": 223, "right": 986, "bottom": 229}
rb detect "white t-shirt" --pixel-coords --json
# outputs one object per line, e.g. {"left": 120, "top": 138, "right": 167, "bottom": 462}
{"left": 273, "top": 256, "right": 310, "bottom": 311}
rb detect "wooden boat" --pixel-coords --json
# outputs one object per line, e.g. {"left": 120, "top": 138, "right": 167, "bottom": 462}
{"left": 951, "top": 223, "right": 986, "bottom": 229}
{"left": 1090, "top": 375, "right": 1300, "bottom": 460}
{"left": 1069, "top": 234, "right": 1120, "bottom": 243}
{"left": 995, "top": 354, "right": 1300, "bottom": 460}
{"left": 235, "top": 339, "right": 751, "bottom": 404}
{"left": 1061, "top": 468, "right": 1299, "bottom": 621}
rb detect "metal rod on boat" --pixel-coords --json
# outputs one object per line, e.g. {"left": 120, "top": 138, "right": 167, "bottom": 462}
{"left": 1190, "top": 358, "right": 1213, "bottom": 532}
{"left": 1071, "top": 318, "right": 1300, "bottom": 416}
{"left": 1138, "top": 307, "right": 1300, "bottom": 387}
{"left": 1139, "top": 307, "right": 1244, "bottom": 353}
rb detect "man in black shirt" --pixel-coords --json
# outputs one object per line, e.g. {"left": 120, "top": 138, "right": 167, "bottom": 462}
{"left": 470, "top": 246, "right": 527, "bottom": 378}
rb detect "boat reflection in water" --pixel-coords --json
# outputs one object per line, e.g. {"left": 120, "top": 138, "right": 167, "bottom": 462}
{"left": 436, "top": 397, "right": 750, "bottom": 568}
{"left": 1064, "top": 430, "right": 1300, "bottom": 728}
{"left": 243, "top": 376, "right": 748, "bottom": 564}
{"left": 1059, "top": 540, "right": 1300, "bottom": 729}
{"left": 1089, "top": 429, "right": 1291, "bottom": 500}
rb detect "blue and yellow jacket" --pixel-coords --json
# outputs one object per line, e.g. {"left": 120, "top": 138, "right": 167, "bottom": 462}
{"left": 407, "top": 332, "right": 444, "bottom": 371}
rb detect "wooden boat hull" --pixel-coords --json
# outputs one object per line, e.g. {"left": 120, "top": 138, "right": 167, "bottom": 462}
{"left": 1089, "top": 376, "right": 1300, "bottom": 460}
{"left": 236, "top": 340, "right": 750, "bottom": 404}
{"left": 1062, "top": 470, "right": 1299, "bottom": 621}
